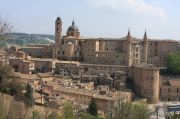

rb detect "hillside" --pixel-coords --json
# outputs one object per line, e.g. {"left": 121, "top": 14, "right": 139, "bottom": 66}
{"left": 0, "top": 33, "right": 55, "bottom": 47}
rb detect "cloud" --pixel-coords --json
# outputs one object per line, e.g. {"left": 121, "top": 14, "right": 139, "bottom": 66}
{"left": 87, "top": 0, "right": 166, "bottom": 21}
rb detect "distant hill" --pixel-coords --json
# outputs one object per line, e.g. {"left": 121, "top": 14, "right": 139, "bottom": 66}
{"left": 0, "top": 33, "right": 55, "bottom": 47}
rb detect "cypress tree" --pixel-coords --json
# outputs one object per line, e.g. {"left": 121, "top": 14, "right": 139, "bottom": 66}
{"left": 24, "top": 83, "right": 34, "bottom": 107}
{"left": 88, "top": 97, "right": 98, "bottom": 116}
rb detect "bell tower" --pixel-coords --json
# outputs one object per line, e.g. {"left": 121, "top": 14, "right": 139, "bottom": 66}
{"left": 55, "top": 17, "right": 62, "bottom": 46}
{"left": 53, "top": 17, "right": 62, "bottom": 59}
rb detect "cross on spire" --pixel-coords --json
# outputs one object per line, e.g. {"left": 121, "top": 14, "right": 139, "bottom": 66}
{"left": 72, "top": 19, "right": 75, "bottom": 26}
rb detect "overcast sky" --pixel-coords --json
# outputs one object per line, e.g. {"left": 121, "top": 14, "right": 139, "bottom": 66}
{"left": 1, "top": 0, "right": 180, "bottom": 40}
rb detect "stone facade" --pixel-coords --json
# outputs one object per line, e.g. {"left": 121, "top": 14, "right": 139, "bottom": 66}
{"left": 21, "top": 45, "right": 53, "bottom": 58}
{"left": 53, "top": 17, "right": 179, "bottom": 68}
{"left": 15, "top": 17, "right": 179, "bottom": 69}
{"left": 7, "top": 17, "right": 180, "bottom": 104}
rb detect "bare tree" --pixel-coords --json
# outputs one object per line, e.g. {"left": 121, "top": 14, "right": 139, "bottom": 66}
{"left": 0, "top": 93, "right": 30, "bottom": 119}
{"left": 6, "top": 99, "right": 29, "bottom": 119}
{"left": 0, "top": 94, "right": 6, "bottom": 119}
{"left": 0, "top": 15, "right": 13, "bottom": 40}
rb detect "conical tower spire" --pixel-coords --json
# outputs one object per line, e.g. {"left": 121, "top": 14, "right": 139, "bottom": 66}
{"left": 126, "top": 28, "right": 132, "bottom": 66}
{"left": 127, "top": 28, "right": 131, "bottom": 36}
{"left": 143, "top": 29, "right": 148, "bottom": 63}
{"left": 144, "top": 29, "right": 147, "bottom": 40}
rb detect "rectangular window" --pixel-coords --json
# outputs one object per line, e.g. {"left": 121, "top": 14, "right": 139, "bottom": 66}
{"left": 160, "top": 88, "right": 161, "bottom": 94}
{"left": 168, "top": 88, "right": 170, "bottom": 93}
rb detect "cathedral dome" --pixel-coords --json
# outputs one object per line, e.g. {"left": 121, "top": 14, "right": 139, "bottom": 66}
{"left": 67, "top": 20, "right": 79, "bottom": 32}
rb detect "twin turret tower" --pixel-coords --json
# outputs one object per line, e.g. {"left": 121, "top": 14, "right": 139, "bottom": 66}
{"left": 125, "top": 29, "right": 148, "bottom": 66}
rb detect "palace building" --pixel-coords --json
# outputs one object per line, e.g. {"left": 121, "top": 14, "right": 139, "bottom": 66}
{"left": 7, "top": 17, "right": 180, "bottom": 103}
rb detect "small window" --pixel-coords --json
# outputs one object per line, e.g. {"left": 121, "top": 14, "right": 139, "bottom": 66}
{"left": 160, "top": 88, "right": 161, "bottom": 94}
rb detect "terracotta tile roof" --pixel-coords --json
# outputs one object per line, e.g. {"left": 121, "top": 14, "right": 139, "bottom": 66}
{"left": 169, "top": 79, "right": 180, "bottom": 87}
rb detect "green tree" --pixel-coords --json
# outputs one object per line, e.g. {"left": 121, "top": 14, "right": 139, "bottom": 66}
{"left": 24, "top": 83, "right": 34, "bottom": 107}
{"left": 79, "top": 112, "right": 102, "bottom": 119}
{"left": 88, "top": 98, "right": 98, "bottom": 117}
{"left": 108, "top": 100, "right": 149, "bottom": 119}
{"left": 0, "top": 64, "right": 18, "bottom": 95}
{"left": 31, "top": 111, "right": 42, "bottom": 119}
{"left": 48, "top": 111, "right": 61, "bottom": 119}
{"left": 63, "top": 102, "right": 75, "bottom": 119}
{"left": 167, "top": 112, "right": 180, "bottom": 119}
{"left": 132, "top": 103, "right": 149, "bottom": 119}
{"left": 0, "top": 64, "right": 14, "bottom": 85}
{"left": 166, "top": 52, "right": 180, "bottom": 75}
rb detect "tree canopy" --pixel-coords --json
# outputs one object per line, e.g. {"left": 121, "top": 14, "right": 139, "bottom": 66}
{"left": 107, "top": 101, "right": 150, "bottom": 119}
{"left": 166, "top": 52, "right": 180, "bottom": 75}
{"left": 0, "top": 64, "right": 14, "bottom": 85}
{"left": 63, "top": 102, "right": 75, "bottom": 119}
{"left": 24, "top": 83, "right": 34, "bottom": 107}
